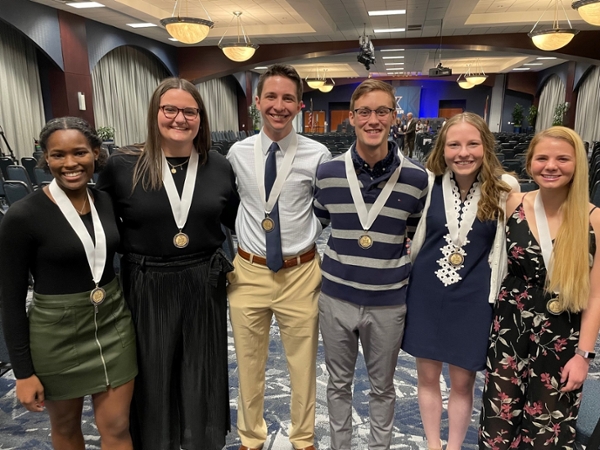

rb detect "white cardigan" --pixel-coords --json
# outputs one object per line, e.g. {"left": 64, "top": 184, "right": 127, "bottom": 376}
{"left": 410, "top": 170, "right": 520, "bottom": 303}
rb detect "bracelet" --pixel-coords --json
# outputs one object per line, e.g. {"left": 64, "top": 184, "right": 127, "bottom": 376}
{"left": 575, "top": 348, "right": 596, "bottom": 360}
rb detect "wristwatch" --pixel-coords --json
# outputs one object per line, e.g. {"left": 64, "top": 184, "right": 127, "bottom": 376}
{"left": 575, "top": 348, "right": 596, "bottom": 359}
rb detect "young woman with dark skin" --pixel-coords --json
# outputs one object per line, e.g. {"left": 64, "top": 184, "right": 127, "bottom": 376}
{"left": 0, "top": 117, "right": 137, "bottom": 449}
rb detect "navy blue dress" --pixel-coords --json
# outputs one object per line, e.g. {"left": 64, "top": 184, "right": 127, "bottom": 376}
{"left": 402, "top": 176, "right": 496, "bottom": 371}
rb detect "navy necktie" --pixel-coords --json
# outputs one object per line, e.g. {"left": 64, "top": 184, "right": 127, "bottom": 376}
{"left": 265, "top": 142, "right": 283, "bottom": 272}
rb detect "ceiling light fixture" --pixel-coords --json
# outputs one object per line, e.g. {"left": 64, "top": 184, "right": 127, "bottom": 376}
{"left": 572, "top": 0, "right": 600, "bottom": 26}
{"left": 374, "top": 28, "right": 406, "bottom": 33}
{"left": 368, "top": 9, "right": 406, "bottom": 16}
{"left": 318, "top": 71, "right": 335, "bottom": 93}
{"left": 127, "top": 23, "right": 158, "bottom": 28}
{"left": 537, "top": 56, "right": 558, "bottom": 59}
{"left": 380, "top": 48, "right": 405, "bottom": 52}
{"left": 457, "top": 72, "right": 474, "bottom": 89}
{"left": 528, "top": 0, "right": 579, "bottom": 51}
{"left": 306, "top": 67, "right": 325, "bottom": 89}
{"left": 512, "top": 67, "right": 532, "bottom": 70}
{"left": 218, "top": 11, "right": 259, "bottom": 62}
{"left": 382, "top": 56, "right": 405, "bottom": 59}
{"left": 160, "top": 0, "right": 214, "bottom": 44}
{"left": 524, "top": 62, "right": 544, "bottom": 65}
{"left": 66, "top": 2, "right": 105, "bottom": 8}
{"left": 465, "top": 59, "right": 487, "bottom": 85}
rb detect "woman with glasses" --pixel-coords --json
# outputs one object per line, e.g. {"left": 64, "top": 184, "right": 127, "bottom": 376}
{"left": 96, "top": 77, "right": 239, "bottom": 450}
{"left": 402, "top": 113, "right": 519, "bottom": 450}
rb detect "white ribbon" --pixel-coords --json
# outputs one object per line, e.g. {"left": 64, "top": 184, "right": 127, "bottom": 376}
{"left": 441, "top": 170, "right": 481, "bottom": 249}
{"left": 161, "top": 149, "right": 199, "bottom": 232}
{"left": 49, "top": 180, "right": 106, "bottom": 286}
{"left": 344, "top": 146, "right": 403, "bottom": 232}
{"left": 533, "top": 191, "right": 554, "bottom": 277}
{"left": 253, "top": 133, "right": 298, "bottom": 214}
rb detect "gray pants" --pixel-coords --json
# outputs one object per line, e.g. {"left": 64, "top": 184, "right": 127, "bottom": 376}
{"left": 319, "top": 292, "right": 407, "bottom": 450}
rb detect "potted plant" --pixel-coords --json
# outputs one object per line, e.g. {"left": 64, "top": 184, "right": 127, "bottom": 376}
{"left": 248, "top": 104, "right": 261, "bottom": 131}
{"left": 553, "top": 102, "right": 569, "bottom": 126}
{"left": 527, "top": 105, "right": 538, "bottom": 132}
{"left": 511, "top": 103, "right": 524, "bottom": 133}
{"left": 97, "top": 126, "right": 115, "bottom": 143}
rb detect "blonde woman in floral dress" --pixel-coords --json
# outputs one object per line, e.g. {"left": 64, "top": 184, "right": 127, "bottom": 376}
{"left": 479, "top": 127, "right": 600, "bottom": 449}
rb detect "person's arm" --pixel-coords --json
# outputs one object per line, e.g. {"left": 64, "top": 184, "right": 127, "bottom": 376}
{"left": 313, "top": 165, "right": 331, "bottom": 228}
{"left": 560, "top": 206, "right": 600, "bottom": 392}
{"left": 406, "top": 182, "right": 429, "bottom": 240}
{"left": 0, "top": 206, "right": 45, "bottom": 411}
{"left": 221, "top": 162, "right": 240, "bottom": 230}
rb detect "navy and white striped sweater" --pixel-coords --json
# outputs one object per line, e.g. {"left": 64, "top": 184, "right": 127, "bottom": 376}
{"left": 314, "top": 143, "right": 428, "bottom": 307}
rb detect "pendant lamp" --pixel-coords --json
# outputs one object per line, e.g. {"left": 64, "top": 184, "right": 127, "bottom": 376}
{"left": 528, "top": 0, "right": 579, "bottom": 51}
{"left": 572, "top": 0, "right": 600, "bottom": 26}
{"left": 218, "top": 12, "right": 259, "bottom": 62}
{"left": 161, "top": 0, "right": 214, "bottom": 44}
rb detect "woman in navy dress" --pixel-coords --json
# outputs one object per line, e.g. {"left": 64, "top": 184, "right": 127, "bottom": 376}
{"left": 403, "top": 113, "right": 518, "bottom": 450}
{"left": 479, "top": 127, "right": 600, "bottom": 449}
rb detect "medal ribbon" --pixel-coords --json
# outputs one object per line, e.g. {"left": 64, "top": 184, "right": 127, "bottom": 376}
{"left": 344, "top": 146, "right": 403, "bottom": 232}
{"left": 441, "top": 170, "right": 481, "bottom": 249}
{"left": 49, "top": 180, "right": 106, "bottom": 286}
{"left": 161, "top": 149, "right": 199, "bottom": 231}
{"left": 254, "top": 133, "right": 298, "bottom": 213}
{"left": 533, "top": 191, "right": 555, "bottom": 277}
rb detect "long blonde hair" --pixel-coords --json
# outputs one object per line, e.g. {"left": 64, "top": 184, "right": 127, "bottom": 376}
{"left": 526, "top": 126, "right": 590, "bottom": 312}
{"left": 426, "top": 113, "right": 511, "bottom": 221}
{"left": 133, "top": 77, "right": 210, "bottom": 191}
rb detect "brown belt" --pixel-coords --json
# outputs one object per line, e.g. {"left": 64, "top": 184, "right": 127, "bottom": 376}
{"left": 237, "top": 246, "right": 316, "bottom": 269}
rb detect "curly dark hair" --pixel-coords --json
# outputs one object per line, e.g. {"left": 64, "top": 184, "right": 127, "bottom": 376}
{"left": 37, "top": 117, "right": 107, "bottom": 173}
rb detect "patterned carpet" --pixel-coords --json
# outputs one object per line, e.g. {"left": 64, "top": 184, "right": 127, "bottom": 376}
{"left": 1, "top": 227, "right": 599, "bottom": 449}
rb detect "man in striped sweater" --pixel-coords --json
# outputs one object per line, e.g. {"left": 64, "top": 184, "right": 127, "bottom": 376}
{"left": 314, "top": 79, "right": 428, "bottom": 450}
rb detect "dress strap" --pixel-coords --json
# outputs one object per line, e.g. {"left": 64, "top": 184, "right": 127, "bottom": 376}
{"left": 590, "top": 206, "right": 597, "bottom": 215}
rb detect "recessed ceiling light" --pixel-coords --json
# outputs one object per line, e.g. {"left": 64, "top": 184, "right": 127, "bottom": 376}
{"left": 385, "top": 63, "right": 405, "bottom": 65}
{"left": 168, "top": 38, "right": 178, "bottom": 41}
{"left": 524, "top": 63, "right": 543, "bottom": 66}
{"left": 512, "top": 67, "right": 531, "bottom": 71}
{"left": 382, "top": 56, "right": 405, "bottom": 59}
{"left": 380, "top": 49, "right": 405, "bottom": 52}
{"left": 66, "top": 2, "right": 105, "bottom": 8}
{"left": 127, "top": 23, "right": 158, "bottom": 28}
{"left": 368, "top": 10, "right": 406, "bottom": 16}
{"left": 374, "top": 28, "right": 406, "bottom": 33}
{"left": 536, "top": 57, "right": 557, "bottom": 60}
{"left": 254, "top": 66, "right": 268, "bottom": 70}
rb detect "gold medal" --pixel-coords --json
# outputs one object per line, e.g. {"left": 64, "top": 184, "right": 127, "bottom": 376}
{"left": 173, "top": 232, "right": 189, "bottom": 248}
{"left": 262, "top": 216, "right": 275, "bottom": 232}
{"left": 358, "top": 234, "right": 373, "bottom": 249}
{"left": 547, "top": 298, "right": 563, "bottom": 315}
{"left": 90, "top": 286, "right": 106, "bottom": 306}
{"left": 448, "top": 251, "right": 464, "bottom": 267}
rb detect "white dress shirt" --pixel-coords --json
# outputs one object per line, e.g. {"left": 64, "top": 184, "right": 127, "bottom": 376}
{"left": 227, "top": 130, "right": 331, "bottom": 257}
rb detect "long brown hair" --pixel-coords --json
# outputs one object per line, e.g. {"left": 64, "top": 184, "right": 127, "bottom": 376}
{"left": 133, "top": 77, "right": 211, "bottom": 191}
{"left": 426, "top": 112, "right": 511, "bottom": 221}
{"left": 526, "top": 126, "right": 590, "bottom": 312}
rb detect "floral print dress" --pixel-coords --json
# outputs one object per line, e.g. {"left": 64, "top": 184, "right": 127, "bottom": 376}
{"left": 478, "top": 200, "right": 595, "bottom": 450}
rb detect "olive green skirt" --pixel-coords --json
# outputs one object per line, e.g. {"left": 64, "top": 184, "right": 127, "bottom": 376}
{"left": 29, "top": 277, "right": 137, "bottom": 401}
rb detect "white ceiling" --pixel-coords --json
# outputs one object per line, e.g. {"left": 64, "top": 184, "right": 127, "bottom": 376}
{"left": 30, "top": 0, "right": 599, "bottom": 77}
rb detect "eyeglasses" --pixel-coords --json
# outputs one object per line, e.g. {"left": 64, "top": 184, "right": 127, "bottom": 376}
{"left": 160, "top": 105, "right": 200, "bottom": 120}
{"left": 353, "top": 107, "right": 395, "bottom": 119}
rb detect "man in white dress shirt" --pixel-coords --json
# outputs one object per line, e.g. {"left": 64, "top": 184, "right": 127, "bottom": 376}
{"left": 226, "top": 64, "right": 331, "bottom": 450}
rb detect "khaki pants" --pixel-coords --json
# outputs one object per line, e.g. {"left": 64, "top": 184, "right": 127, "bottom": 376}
{"left": 228, "top": 253, "right": 321, "bottom": 449}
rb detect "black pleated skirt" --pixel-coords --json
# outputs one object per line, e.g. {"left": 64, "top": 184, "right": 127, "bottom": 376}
{"left": 121, "top": 249, "right": 233, "bottom": 450}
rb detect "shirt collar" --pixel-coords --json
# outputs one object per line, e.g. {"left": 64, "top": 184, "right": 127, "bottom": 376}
{"left": 351, "top": 141, "right": 399, "bottom": 174}
{"left": 260, "top": 129, "right": 294, "bottom": 155}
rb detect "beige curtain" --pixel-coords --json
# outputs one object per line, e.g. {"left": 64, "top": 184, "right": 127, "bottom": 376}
{"left": 536, "top": 75, "right": 565, "bottom": 132}
{"left": 0, "top": 22, "right": 45, "bottom": 160}
{"left": 574, "top": 66, "right": 600, "bottom": 146}
{"left": 92, "top": 46, "right": 168, "bottom": 146}
{"left": 195, "top": 77, "right": 239, "bottom": 132}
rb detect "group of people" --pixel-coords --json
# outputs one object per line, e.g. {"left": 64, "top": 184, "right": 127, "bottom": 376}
{"left": 391, "top": 114, "right": 432, "bottom": 159}
{"left": 0, "top": 63, "right": 598, "bottom": 450}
